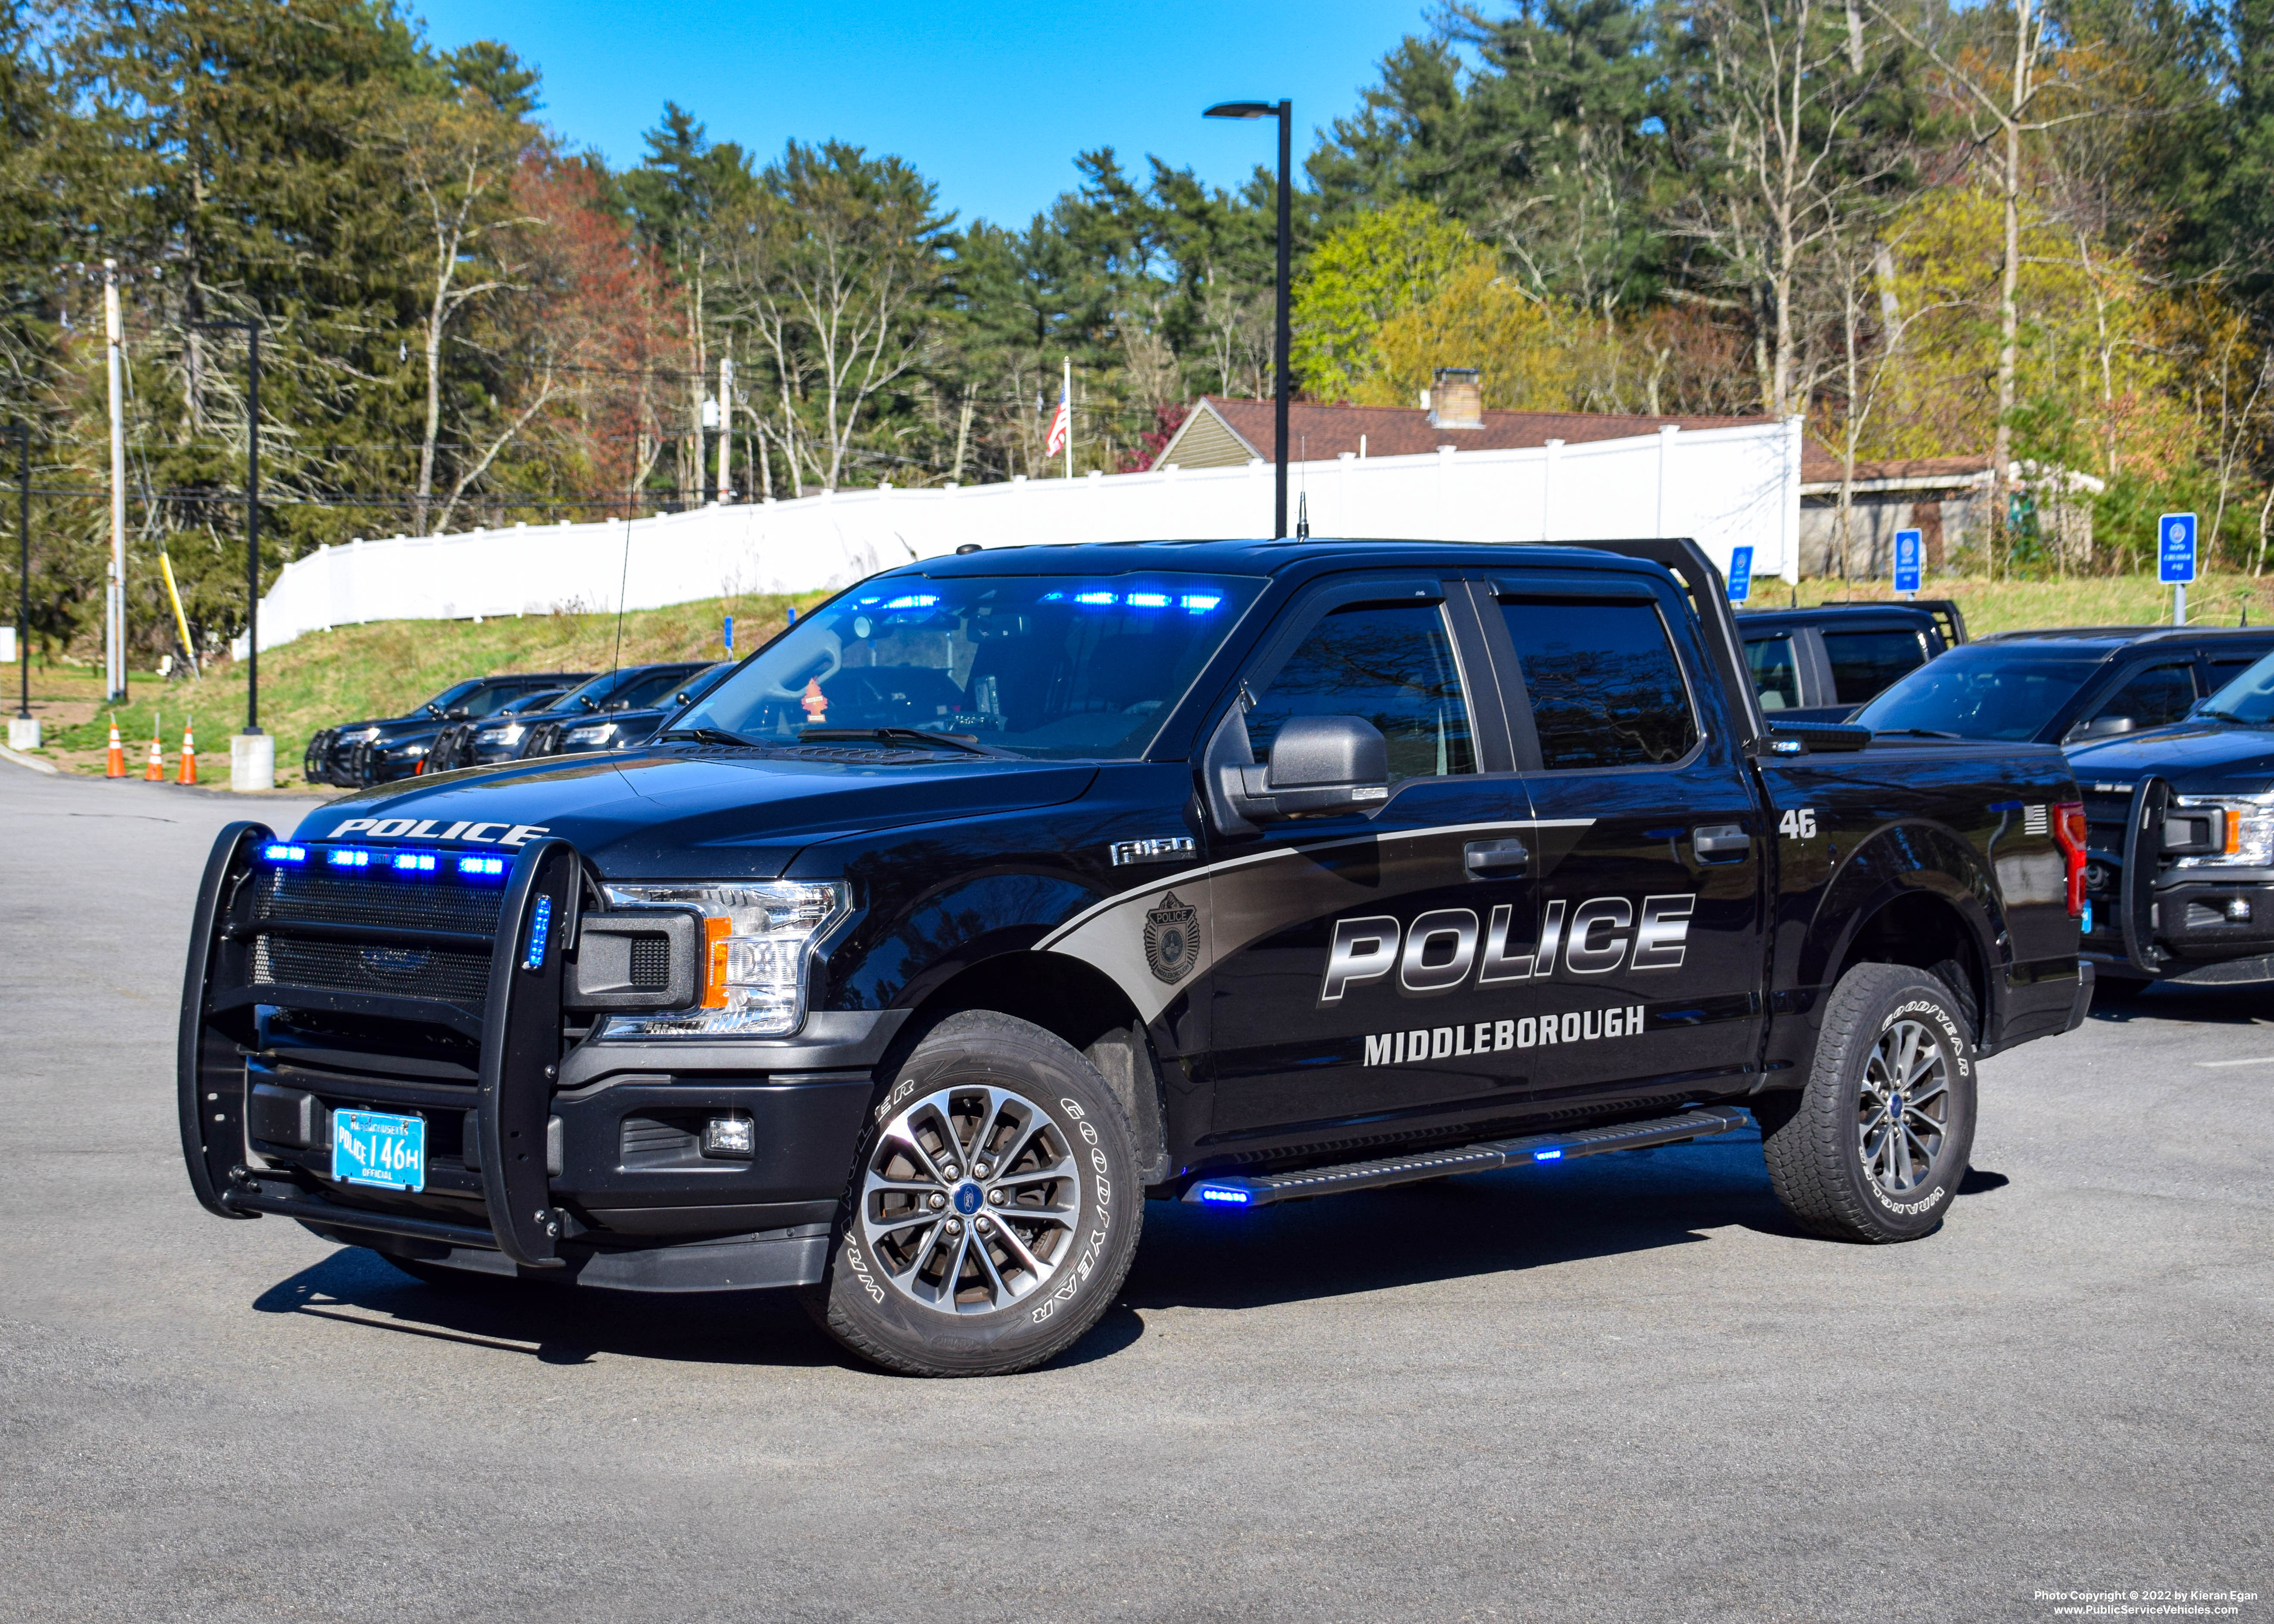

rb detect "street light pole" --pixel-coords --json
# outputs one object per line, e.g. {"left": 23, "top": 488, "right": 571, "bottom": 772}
{"left": 13, "top": 420, "right": 29, "bottom": 740}
{"left": 1204, "top": 97, "right": 1294, "bottom": 539}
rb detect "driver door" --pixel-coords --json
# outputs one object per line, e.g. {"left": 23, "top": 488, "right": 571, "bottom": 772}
{"left": 1199, "top": 573, "right": 1543, "bottom": 1149}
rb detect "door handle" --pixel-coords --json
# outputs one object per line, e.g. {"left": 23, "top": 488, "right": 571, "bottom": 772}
{"left": 1464, "top": 838, "right": 1530, "bottom": 877}
{"left": 1692, "top": 824, "right": 1749, "bottom": 862}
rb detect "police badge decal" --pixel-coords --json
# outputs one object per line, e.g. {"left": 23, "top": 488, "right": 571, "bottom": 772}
{"left": 1144, "top": 891, "right": 1198, "bottom": 984}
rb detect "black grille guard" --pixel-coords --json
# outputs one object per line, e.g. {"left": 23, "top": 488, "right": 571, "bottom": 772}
{"left": 178, "top": 822, "right": 582, "bottom": 1268}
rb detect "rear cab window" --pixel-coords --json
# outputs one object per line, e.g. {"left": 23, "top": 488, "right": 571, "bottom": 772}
{"left": 1745, "top": 634, "right": 1803, "bottom": 713}
{"left": 1499, "top": 595, "right": 1701, "bottom": 769}
{"left": 1823, "top": 627, "right": 1930, "bottom": 706}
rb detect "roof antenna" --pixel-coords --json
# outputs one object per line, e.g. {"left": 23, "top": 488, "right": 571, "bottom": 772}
{"left": 1295, "top": 434, "right": 1310, "bottom": 538}
{"left": 611, "top": 514, "right": 632, "bottom": 683}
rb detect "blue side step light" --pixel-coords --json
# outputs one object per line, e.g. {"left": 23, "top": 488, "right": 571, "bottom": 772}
{"left": 1533, "top": 1148, "right": 1564, "bottom": 1162}
{"left": 1193, "top": 1183, "right": 1253, "bottom": 1206}
{"left": 523, "top": 894, "right": 552, "bottom": 971}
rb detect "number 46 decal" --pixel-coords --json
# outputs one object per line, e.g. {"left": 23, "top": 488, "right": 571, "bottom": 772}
{"left": 1779, "top": 807, "right": 1818, "bottom": 839}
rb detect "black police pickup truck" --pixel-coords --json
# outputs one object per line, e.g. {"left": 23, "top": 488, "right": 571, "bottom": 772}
{"left": 181, "top": 539, "right": 2090, "bottom": 1377}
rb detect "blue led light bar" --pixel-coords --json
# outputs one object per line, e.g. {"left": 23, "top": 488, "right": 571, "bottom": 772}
{"left": 1195, "top": 1183, "right": 1252, "bottom": 1205}
{"left": 1073, "top": 590, "right": 1116, "bottom": 606}
{"left": 1180, "top": 593, "right": 1223, "bottom": 612}
{"left": 882, "top": 593, "right": 939, "bottom": 610}
{"left": 1124, "top": 591, "right": 1170, "bottom": 608}
{"left": 457, "top": 855, "right": 506, "bottom": 877}
{"left": 261, "top": 843, "right": 307, "bottom": 863}
{"left": 392, "top": 852, "right": 437, "bottom": 872}
{"left": 327, "top": 848, "right": 371, "bottom": 868}
{"left": 1533, "top": 1148, "right": 1564, "bottom": 1162}
{"left": 524, "top": 894, "right": 552, "bottom": 970}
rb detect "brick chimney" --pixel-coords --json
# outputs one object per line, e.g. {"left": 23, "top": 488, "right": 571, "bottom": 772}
{"left": 1429, "top": 367, "right": 1482, "bottom": 430}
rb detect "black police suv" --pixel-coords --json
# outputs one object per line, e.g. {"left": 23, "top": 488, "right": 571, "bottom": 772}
{"left": 183, "top": 538, "right": 2088, "bottom": 1377}
{"left": 521, "top": 662, "right": 729, "bottom": 759}
{"left": 427, "top": 688, "right": 571, "bottom": 775}
{"left": 305, "top": 673, "right": 589, "bottom": 787}
{"left": 1848, "top": 625, "right": 2274, "bottom": 747}
{"left": 1733, "top": 600, "right": 1965, "bottom": 724}
{"left": 2063, "top": 647, "right": 2274, "bottom": 987}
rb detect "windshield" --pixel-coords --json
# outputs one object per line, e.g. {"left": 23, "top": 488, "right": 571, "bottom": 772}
{"left": 612, "top": 666, "right": 706, "bottom": 711}
{"left": 678, "top": 573, "right": 1265, "bottom": 759}
{"left": 2200, "top": 651, "right": 2274, "bottom": 724}
{"left": 552, "top": 668, "right": 653, "bottom": 712}
{"left": 422, "top": 680, "right": 484, "bottom": 715}
{"left": 1852, "top": 646, "right": 2105, "bottom": 741}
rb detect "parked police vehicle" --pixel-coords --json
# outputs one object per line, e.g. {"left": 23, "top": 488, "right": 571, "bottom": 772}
{"left": 1848, "top": 624, "right": 2274, "bottom": 747}
{"left": 507, "top": 661, "right": 718, "bottom": 762}
{"left": 1735, "top": 600, "right": 1966, "bottom": 723}
{"left": 522, "top": 662, "right": 732, "bottom": 760}
{"left": 305, "top": 672, "right": 589, "bottom": 787}
{"left": 2058, "top": 646, "right": 2274, "bottom": 987}
{"left": 182, "top": 538, "right": 2089, "bottom": 1377}
{"left": 427, "top": 688, "right": 572, "bottom": 774}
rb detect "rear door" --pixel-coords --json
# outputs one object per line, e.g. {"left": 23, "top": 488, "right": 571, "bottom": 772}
{"left": 1476, "top": 568, "right": 1769, "bottom": 1109}
{"left": 1200, "top": 572, "right": 1544, "bottom": 1144}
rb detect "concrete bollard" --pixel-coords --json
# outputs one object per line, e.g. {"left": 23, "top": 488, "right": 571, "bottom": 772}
{"left": 6, "top": 716, "right": 37, "bottom": 750}
{"left": 230, "top": 733, "right": 275, "bottom": 793}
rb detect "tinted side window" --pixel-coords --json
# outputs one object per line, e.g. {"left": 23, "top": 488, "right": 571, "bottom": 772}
{"left": 1246, "top": 603, "right": 1475, "bottom": 784}
{"left": 1824, "top": 628, "right": 1929, "bottom": 705}
{"left": 2091, "top": 661, "right": 2196, "bottom": 731}
{"left": 1502, "top": 599, "right": 1700, "bottom": 770}
{"left": 1746, "top": 635, "right": 1802, "bottom": 712}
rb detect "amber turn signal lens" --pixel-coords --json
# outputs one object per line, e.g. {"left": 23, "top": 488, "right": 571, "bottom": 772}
{"left": 700, "top": 915, "right": 731, "bottom": 1009}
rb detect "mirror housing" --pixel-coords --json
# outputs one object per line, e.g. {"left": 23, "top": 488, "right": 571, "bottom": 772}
{"left": 2064, "top": 714, "right": 2136, "bottom": 743}
{"left": 1205, "top": 711, "right": 1390, "bottom": 831}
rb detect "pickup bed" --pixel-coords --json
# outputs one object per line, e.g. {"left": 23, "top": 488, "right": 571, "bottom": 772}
{"left": 182, "top": 537, "right": 2091, "bottom": 1375}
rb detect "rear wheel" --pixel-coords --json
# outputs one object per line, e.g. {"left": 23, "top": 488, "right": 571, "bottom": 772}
{"left": 1761, "top": 962, "right": 1977, "bottom": 1243}
{"left": 809, "top": 1011, "right": 1141, "bottom": 1377}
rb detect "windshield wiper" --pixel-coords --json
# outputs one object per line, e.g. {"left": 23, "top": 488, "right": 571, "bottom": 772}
{"left": 658, "top": 727, "right": 763, "bottom": 748}
{"left": 799, "top": 727, "right": 1008, "bottom": 758}
{"left": 1871, "top": 727, "right": 1965, "bottom": 740}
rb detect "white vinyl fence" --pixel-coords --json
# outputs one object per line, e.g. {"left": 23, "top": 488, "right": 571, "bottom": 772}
{"left": 238, "top": 417, "right": 1805, "bottom": 657}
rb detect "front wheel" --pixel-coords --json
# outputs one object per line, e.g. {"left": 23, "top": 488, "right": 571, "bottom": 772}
{"left": 1760, "top": 962, "right": 1978, "bottom": 1243}
{"left": 808, "top": 1011, "right": 1142, "bottom": 1377}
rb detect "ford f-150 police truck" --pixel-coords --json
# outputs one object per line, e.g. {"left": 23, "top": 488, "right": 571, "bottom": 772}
{"left": 181, "top": 538, "right": 2092, "bottom": 1377}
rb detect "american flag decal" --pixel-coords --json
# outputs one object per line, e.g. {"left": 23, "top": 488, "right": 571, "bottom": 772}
{"left": 2024, "top": 804, "right": 2049, "bottom": 834}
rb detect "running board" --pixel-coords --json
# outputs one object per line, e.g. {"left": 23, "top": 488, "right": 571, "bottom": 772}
{"left": 1182, "top": 1106, "right": 1752, "bottom": 1209}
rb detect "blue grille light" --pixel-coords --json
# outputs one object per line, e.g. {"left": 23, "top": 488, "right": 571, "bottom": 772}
{"left": 261, "top": 843, "right": 307, "bottom": 863}
{"left": 1125, "top": 591, "right": 1170, "bottom": 608}
{"left": 392, "top": 852, "right": 437, "bottom": 872}
{"left": 1533, "top": 1148, "right": 1564, "bottom": 1162}
{"left": 457, "top": 856, "right": 507, "bottom": 877}
{"left": 524, "top": 894, "right": 553, "bottom": 970}
{"left": 1180, "top": 594, "right": 1223, "bottom": 612}
{"left": 327, "top": 848, "right": 371, "bottom": 868}
{"left": 1196, "top": 1184, "right": 1251, "bottom": 1205}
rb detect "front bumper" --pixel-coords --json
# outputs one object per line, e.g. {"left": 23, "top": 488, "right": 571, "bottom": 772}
{"left": 179, "top": 824, "right": 898, "bottom": 1291}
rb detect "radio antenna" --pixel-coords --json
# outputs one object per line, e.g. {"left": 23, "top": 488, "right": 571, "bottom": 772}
{"left": 1295, "top": 434, "right": 1310, "bottom": 538}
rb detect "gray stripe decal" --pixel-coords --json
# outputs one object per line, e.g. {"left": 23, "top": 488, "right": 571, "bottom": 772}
{"left": 1035, "top": 817, "right": 1596, "bottom": 951}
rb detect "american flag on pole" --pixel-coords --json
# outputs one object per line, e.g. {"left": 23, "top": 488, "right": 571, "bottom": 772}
{"left": 1045, "top": 370, "right": 1071, "bottom": 459}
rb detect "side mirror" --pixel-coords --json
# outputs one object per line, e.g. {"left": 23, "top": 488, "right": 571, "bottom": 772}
{"left": 1204, "top": 710, "right": 1389, "bottom": 831}
{"left": 445, "top": 706, "right": 470, "bottom": 719}
{"left": 2065, "top": 714, "right": 2136, "bottom": 742}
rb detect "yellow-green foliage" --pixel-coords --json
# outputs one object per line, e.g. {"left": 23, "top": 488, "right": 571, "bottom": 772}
{"left": 1290, "top": 201, "right": 1490, "bottom": 403}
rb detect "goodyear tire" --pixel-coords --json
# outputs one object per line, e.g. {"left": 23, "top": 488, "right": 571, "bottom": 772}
{"left": 1759, "top": 962, "right": 1977, "bottom": 1243}
{"left": 809, "top": 1011, "right": 1141, "bottom": 1377}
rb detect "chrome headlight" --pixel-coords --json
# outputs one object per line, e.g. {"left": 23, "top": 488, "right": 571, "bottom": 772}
{"left": 565, "top": 721, "right": 617, "bottom": 746}
{"left": 2173, "top": 793, "right": 2274, "bottom": 867}
{"left": 477, "top": 722, "right": 523, "bottom": 746}
{"left": 597, "top": 881, "right": 848, "bottom": 1037}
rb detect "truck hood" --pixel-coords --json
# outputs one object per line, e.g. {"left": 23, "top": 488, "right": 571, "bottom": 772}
{"left": 2067, "top": 721, "right": 2274, "bottom": 795}
{"left": 291, "top": 748, "right": 1100, "bottom": 878}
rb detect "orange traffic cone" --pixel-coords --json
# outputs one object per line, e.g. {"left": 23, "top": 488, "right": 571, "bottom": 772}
{"left": 105, "top": 714, "right": 127, "bottom": 778}
{"left": 143, "top": 714, "right": 165, "bottom": 781}
{"left": 177, "top": 717, "right": 197, "bottom": 785}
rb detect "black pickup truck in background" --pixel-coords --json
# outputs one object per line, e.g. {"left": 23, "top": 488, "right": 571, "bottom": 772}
{"left": 1734, "top": 600, "right": 1966, "bottom": 724}
{"left": 183, "top": 537, "right": 2089, "bottom": 1377}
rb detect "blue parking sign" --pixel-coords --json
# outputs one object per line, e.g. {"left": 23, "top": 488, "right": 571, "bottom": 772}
{"left": 2159, "top": 513, "right": 2197, "bottom": 583}
{"left": 1726, "top": 545, "right": 1754, "bottom": 603}
{"left": 1893, "top": 529, "right": 1922, "bottom": 595}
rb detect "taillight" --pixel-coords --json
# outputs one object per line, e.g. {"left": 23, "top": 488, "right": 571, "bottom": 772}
{"left": 700, "top": 915, "right": 731, "bottom": 1009}
{"left": 2053, "top": 801, "right": 2087, "bottom": 917}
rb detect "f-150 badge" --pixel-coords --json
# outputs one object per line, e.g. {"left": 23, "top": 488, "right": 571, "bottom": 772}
{"left": 1145, "top": 892, "right": 1198, "bottom": 984}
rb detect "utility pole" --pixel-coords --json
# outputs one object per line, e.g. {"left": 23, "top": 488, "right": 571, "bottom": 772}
{"left": 9, "top": 420, "right": 31, "bottom": 750}
{"left": 717, "top": 355, "right": 735, "bottom": 503}
{"left": 103, "top": 261, "right": 126, "bottom": 701}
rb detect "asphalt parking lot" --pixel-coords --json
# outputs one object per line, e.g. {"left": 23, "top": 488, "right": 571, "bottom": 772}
{"left": 0, "top": 762, "right": 2267, "bottom": 1623}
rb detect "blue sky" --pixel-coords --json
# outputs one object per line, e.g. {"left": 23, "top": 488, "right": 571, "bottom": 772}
{"left": 415, "top": 0, "right": 1433, "bottom": 227}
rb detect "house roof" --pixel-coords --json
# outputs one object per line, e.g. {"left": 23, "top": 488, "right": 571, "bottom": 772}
{"left": 1156, "top": 396, "right": 1777, "bottom": 469}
